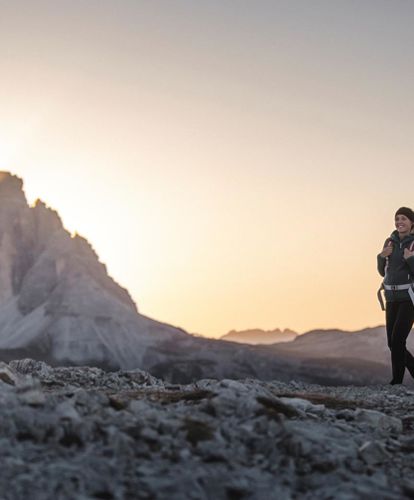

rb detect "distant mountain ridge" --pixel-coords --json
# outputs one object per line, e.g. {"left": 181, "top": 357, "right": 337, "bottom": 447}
{"left": 267, "top": 325, "right": 399, "bottom": 365}
{"left": 221, "top": 328, "right": 297, "bottom": 344}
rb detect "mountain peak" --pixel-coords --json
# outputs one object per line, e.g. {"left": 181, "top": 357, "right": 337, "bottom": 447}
{"left": 32, "top": 198, "right": 64, "bottom": 234}
{"left": 0, "top": 171, "right": 26, "bottom": 204}
{"left": 0, "top": 170, "right": 190, "bottom": 369}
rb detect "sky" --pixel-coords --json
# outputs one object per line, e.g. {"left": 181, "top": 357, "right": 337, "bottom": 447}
{"left": 0, "top": 0, "right": 414, "bottom": 338}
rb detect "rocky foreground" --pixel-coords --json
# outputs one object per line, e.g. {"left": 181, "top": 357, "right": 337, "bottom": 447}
{"left": 1, "top": 361, "right": 414, "bottom": 500}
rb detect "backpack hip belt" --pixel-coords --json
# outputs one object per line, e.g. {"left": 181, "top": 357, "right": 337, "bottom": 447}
{"left": 378, "top": 283, "right": 414, "bottom": 310}
{"left": 383, "top": 284, "right": 413, "bottom": 291}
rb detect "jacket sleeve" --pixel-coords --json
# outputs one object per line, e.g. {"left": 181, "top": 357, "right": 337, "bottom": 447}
{"left": 377, "top": 239, "right": 389, "bottom": 277}
{"left": 377, "top": 254, "right": 386, "bottom": 277}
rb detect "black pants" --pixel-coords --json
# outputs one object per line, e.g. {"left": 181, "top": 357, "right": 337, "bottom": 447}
{"left": 386, "top": 300, "right": 414, "bottom": 383}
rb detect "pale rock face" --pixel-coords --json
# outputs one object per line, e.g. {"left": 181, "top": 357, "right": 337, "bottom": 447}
{"left": 0, "top": 172, "right": 188, "bottom": 370}
{"left": 0, "top": 231, "right": 15, "bottom": 303}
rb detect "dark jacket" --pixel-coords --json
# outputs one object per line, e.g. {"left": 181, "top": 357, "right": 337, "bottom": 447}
{"left": 377, "top": 230, "right": 414, "bottom": 302}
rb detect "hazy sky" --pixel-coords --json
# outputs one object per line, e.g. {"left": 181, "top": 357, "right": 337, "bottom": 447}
{"left": 1, "top": 1, "right": 414, "bottom": 337}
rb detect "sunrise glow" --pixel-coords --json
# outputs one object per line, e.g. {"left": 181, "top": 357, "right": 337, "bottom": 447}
{"left": 1, "top": 1, "right": 413, "bottom": 337}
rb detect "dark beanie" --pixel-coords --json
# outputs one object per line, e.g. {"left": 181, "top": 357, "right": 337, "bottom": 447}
{"left": 395, "top": 207, "right": 414, "bottom": 222}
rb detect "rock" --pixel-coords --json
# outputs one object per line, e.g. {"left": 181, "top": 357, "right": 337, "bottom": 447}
{"left": 0, "top": 362, "right": 21, "bottom": 385}
{"left": 281, "top": 432, "right": 313, "bottom": 458}
{"left": 129, "top": 399, "right": 151, "bottom": 415}
{"left": 9, "top": 359, "right": 52, "bottom": 377}
{"left": 279, "top": 396, "right": 325, "bottom": 414}
{"left": 256, "top": 395, "right": 302, "bottom": 418}
{"left": 196, "top": 441, "right": 228, "bottom": 462}
{"left": 399, "top": 436, "right": 414, "bottom": 452}
{"left": 55, "top": 401, "right": 81, "bottom": 421}
{"left": 355, "top": 409, "right": 403, "bottom": 434}
{"left": 336, "top": 409, "right": 355, "bottom": 421}
{"left": 359, "top": 440, "right": 390, "bottom": 465}
{"left": 17, "top": 388, "right": 46, "bottom": 406}
{"left": 140, "top": 427, "right": 160, "bottom": 443}
{"left": 0, "top": 356, "right": 412, "bottom": 498}
{"left": 402, "top": 479, "right": 414, "bottom": 498}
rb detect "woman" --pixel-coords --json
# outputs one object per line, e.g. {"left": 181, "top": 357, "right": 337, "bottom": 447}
{"left": 377, "top": 207, "right": 414, "bottom": 385}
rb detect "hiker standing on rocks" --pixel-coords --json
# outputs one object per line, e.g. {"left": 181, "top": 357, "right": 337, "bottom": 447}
{"left": 377, "top": 207, "right": 414, "bottom": 385}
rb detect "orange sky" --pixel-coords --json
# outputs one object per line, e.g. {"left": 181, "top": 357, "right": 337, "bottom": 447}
{"left": 1, "top": 1, "right": 414, "bottom": 337}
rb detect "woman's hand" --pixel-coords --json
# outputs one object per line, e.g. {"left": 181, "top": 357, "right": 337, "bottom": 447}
{"left": 404, "top": 248, "right": 414, "bottom": 260}
{"left": 380, "top": 243, "right": 393, "bottom": 258}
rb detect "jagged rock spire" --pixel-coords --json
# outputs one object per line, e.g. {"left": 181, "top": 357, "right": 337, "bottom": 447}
{"left": 0, "top": 172, "right": 27, "bottom": 205}
{"left": 0, "top": 171, "right": 188, "bottom": 370}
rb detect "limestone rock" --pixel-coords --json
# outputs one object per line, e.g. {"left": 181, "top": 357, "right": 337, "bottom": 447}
{"left": 359, "top": 440, "right": 390, "bottom": 465}
{"left": 0, "top": 359, "right": 411, "bottom": 498}
{"left": 0, "top": 361, "right": 21, "bottom": 385}
{"left": 355, "top": 408, "right": 403, "bottom": 434}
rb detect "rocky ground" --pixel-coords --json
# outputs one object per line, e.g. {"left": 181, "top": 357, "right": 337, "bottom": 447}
{"left": 1, "top": 360, "right": 414, "bottom": 499}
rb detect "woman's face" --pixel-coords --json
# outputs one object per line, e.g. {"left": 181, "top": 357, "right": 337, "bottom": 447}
{"left": 395, "top": 214, "right": 413, "bottom": 235}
